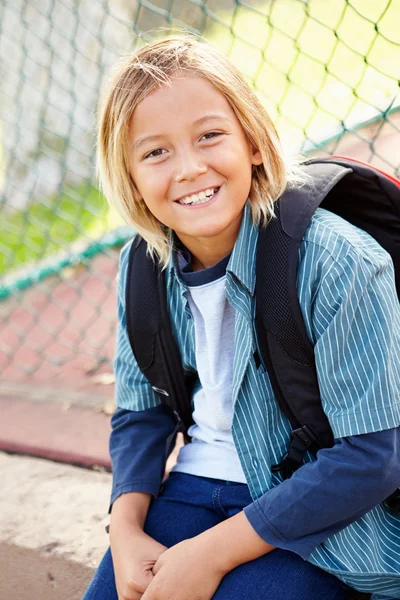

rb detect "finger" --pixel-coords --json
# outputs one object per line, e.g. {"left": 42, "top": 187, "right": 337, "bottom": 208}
{"left": 117, "top": 572, "right": 152, "bottom": 600}
{"left": 117, "top": 589, "right": 143, "bottom": 600}
{"left": 140, "top": 576, "right": 158, "bottom": 600}
{"left": 140, "top": 587, "right": 151, "bottom": 600}
{"left": 153, "top": 559, "right": 165, "bottom": 576}
{"left": 152, "top": 555, "right": 164, "bottom": 576}
{"left": 119, "top": 593, "right": 142, "bottom": 600}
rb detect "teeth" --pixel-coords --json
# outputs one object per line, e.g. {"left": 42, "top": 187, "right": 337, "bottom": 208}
{"left": 178, "top": 187, "right": 218, "bottom": 205}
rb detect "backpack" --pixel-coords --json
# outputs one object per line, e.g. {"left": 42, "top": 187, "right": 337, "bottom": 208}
{"left": 125, "top": 156, "right": 400, "bottom": 512}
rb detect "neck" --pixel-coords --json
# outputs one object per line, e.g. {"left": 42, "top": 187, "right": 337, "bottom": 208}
{"left": 176, "top": 236, "right": 234, "bottom": 271}
{"left": 176, "top": 209, "right": 244, "bottom": 271}
{"left": 189, "top": 243, "right": 231, "bottom": 272}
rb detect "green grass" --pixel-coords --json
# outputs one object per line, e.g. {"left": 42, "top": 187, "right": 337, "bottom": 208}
{"left": 206, "top": 0, "right": 400, "bottom": 147}
{"left": 0, "top": 183, "right": 123, "bottom": 276}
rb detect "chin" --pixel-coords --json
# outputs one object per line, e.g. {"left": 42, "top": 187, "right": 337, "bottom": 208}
{"left": 187, "top": 223, "right": 227, "bottom": 238}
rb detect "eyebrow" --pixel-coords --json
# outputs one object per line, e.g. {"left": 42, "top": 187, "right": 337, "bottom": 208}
{"left": 193, "top": 114, "right": 231, "bottom": 127}
{"left": 132, "top": 134, "right": 164, "bottom": 152}
{"left": 132, "top": 114, "right": 231, "bottom": 152}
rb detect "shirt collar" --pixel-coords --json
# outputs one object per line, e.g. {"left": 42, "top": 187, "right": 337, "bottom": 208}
{"left": 166, "top": 230, "right": 182, "bottom": 289}
{"left": 166, "top": 201, "right": 258, "bottom": 295}
{"left": 227, "top": 202, "right": 258, "bottom": 295}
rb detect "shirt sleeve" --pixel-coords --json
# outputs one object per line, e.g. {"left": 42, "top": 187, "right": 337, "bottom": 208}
{"left": 307, "top": 244, "right": 400, "bottom": 438}
{"left": 244, "top": 230, "right": 400, "bottom": 559}
{"left": 114, "top": 242, "right": 162, "bottom": 412}
{"left": 109, "top": 242, "right": 177, "bottom": 509}
{"left": 244, "top": 427, "right": 400, "bottom": 559}
{"left": 109, "top": 405, "right": 177, "bottom": 508}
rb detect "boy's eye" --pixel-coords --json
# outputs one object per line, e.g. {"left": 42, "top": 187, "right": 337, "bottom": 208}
{"left": 201, "top": 131, "right": 223, "bottom": 141}
{"left": 144, "top": 148, "right": 167, "bottom": 159}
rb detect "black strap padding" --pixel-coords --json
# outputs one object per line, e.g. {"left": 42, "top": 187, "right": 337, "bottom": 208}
{"left": 256, "top": 163, "right": 351, "bottom": 453}
{"left": 125, "top": 236, "right": 194, "bottom": 435}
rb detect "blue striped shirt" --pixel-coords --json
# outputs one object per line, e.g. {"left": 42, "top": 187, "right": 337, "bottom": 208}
{"left": 113, "top": 203, "right": 400, "bottom": 598}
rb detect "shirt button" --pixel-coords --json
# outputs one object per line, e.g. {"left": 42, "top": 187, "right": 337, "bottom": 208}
{"left": 252, "top": 457, "right": 259, "bottom": 470}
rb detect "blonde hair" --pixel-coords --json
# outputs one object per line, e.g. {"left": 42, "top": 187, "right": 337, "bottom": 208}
{"left": 98, "top": 33, "right": 299, "bottom": 267}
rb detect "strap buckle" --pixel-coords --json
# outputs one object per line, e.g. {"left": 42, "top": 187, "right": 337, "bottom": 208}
{"left": 271, "top": 425, "right": 317, "bottom": 480}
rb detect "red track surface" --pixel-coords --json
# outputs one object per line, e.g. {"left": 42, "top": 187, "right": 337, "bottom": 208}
{"left": 1, "top": 251, "right": 118, "bottom": 398}
{"left": 0, "top": 396, "right": 111, "bottom": 470}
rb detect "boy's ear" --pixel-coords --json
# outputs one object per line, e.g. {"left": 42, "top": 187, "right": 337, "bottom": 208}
{"left": 251, "top": 147, "right": 263, "bottom": 166}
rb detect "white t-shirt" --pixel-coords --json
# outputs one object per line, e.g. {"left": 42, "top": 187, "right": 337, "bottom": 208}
{"left": 172, "top": 269, "right": 247, "bottom": 483}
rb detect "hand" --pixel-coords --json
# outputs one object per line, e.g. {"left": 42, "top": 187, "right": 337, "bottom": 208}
{"left": 141, "top": 510, "right": 275, "bottom": 600}
{"left": 111, "top": 525, "right": 167, "bottom": 600}
{"left": 141, "top": 536, "right": 226, "bottom": 600}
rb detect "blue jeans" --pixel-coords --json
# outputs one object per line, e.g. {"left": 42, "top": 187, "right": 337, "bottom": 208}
{"left": 83, "top": 472, "right": 350, "bottom": 600}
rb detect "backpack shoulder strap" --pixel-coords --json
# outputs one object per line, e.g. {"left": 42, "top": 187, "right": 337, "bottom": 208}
{"left": 125, "top": 236, "right": 194, "bottom": 435}
{"left": 256, "top": 161, "right": 352, "bottom": 477}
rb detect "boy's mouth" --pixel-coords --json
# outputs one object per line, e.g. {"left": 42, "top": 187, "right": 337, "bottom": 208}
{"left": 175, "top": 187, "right": 220, "bottom": 206}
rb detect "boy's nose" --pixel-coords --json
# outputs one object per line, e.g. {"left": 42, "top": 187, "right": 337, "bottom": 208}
{"left": 174, "top": 151, "right": 207, "bottom": 182}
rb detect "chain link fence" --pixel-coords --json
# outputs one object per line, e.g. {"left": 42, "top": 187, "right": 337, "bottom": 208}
{"left": 1, "top": 0, "right": 399, "bottom": 397}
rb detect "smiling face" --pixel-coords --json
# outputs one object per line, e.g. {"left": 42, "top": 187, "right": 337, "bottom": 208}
{"left": 128, "top": 75, "right": 262, "bottom": 264}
